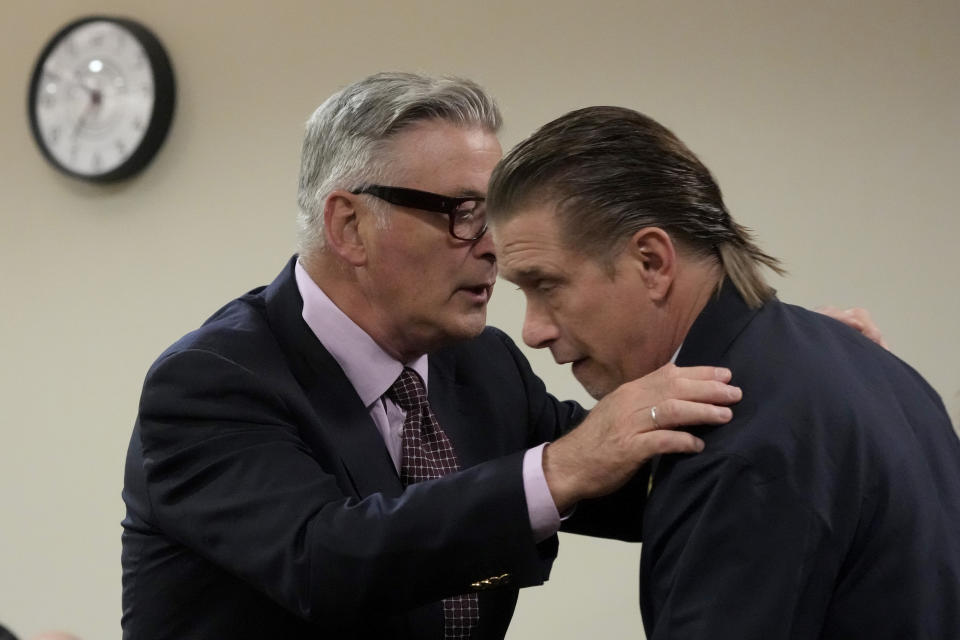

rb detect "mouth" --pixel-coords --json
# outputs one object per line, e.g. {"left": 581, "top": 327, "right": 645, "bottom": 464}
{"left": 457, "top": 282, "right": 494, "bottom": 304}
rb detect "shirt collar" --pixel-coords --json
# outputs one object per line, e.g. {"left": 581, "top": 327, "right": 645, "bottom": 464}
{"left": 294, "top": 260, "right": 428, "bottom": 407}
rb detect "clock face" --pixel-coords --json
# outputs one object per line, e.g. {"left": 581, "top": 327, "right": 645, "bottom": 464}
{"left": 28, "top": 17, "right": 175, "bottom": 182}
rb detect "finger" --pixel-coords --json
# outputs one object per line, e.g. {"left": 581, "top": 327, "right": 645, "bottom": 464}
{"left": 644, "top": 363, "right": 733, "bottom": 382}
{"left": 629, "top": 429, "right": 705, "bottom": 461}
{"left": 644, "top": 398, "right": 733, "bottom": 431}
{"left": 673, "top": 365, "right": 733, "bottom": 382}
{"left": 664, "top": 376, "right": 742, "bottom": 405}
{"left": 819, "top": 306, "right": 889, "bottom": 349}
{"left": 862, "top": 326, "right": 885, "bottom": 345}
{"left": 816, "top": 305, "right": 857, "bottom": 324}
{"left": 610, "top": 366, "right": 736, "bottom": 418}
{"left": 845, "top": 308, "right": 886, "bottom": 347}
{"left": 845, "top": 307, "right": 871, "bottom": 321}
{"left": 840, "top": 313, "right": 867, "bottom": 332}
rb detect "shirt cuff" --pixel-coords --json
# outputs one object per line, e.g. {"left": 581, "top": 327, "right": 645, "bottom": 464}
{"left": 523, "top": 443, "right": 561, "bottom": 543}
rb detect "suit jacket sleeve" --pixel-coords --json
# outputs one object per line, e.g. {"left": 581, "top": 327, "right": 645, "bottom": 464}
{"left": 135, "top": 341, "right": 574, "bottom": 627}
{"left": 640, "top": 452, "right": 833, "bottom": 639}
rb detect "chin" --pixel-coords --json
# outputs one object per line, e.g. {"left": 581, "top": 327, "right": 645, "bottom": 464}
{"left": 463, "top": 307, "right": 488, "bottom": 333}
{"left": 584, "top": 385, "right": 613, "bottom": 401}
{"left": 439, "top": 312, "right": 488, "bottom": 344}
{"left": 574, "top": 370, "right": 616, "bottom": 400}
{"left": 457, "top": 317, "right": 488, "bottom": 340}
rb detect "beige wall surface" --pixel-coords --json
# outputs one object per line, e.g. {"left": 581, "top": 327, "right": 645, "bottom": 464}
{"left": 1, "top": 1, "right": 957, "bottom": 638}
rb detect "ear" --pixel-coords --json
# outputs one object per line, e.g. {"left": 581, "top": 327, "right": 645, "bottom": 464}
{"left": 625, "top": 227, "right": 676, "bottom": 302}
{"left": 323, "top": 190, "right": 367, "bottom": 266}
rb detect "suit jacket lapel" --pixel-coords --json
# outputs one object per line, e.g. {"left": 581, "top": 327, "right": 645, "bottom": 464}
{"left": 428, "top": 349, "right": 489, "bottom": 471}
{"left": 261, "top": 256, "right": 403, "bottom": 499}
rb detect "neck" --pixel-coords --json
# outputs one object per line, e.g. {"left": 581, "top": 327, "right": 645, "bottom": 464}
{"left": 659, "top": 258, "right": 724, "bottom": 364}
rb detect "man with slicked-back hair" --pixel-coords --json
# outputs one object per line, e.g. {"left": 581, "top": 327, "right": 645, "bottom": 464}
{"left": 489, "top": 105, "right": 960, "bottom": 639}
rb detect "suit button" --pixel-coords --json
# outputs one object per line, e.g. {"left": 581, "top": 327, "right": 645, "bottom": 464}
{"left": 470, "top": 572, "right": 511, "bottom": 590}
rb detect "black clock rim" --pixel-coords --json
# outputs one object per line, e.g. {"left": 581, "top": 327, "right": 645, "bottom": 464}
{"left": 27, "top": 15, "right": 176, "bottom": 183}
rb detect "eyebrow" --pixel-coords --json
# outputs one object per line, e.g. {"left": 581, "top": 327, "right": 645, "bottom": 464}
{"left": 504, "top": 266, "right": 558, "bottom": 284}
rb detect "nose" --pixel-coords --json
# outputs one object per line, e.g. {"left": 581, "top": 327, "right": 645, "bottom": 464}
{"left": 521, "top": 299, "right": 559, "bottom": 349}
{"left": 470, "top": 227, "right": 496, "bottom": 263}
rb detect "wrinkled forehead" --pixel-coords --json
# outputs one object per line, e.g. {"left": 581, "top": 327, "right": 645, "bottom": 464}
{"left": 490, "top": 194, "right": 578, "bottom": 247}
{"left": 493, "top": 205, "right": 574, "bottom": 278}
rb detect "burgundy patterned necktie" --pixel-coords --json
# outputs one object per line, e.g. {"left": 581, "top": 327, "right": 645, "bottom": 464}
{"left": 389, "top": 367, "right": 480, "bottom": 639}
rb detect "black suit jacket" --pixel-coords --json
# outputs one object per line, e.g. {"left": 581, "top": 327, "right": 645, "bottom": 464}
{"left": 121, "top": 257, "right": 588, "bottom": 639}
{"left": 640, "top": 282, "right": 960, "bottom": 639}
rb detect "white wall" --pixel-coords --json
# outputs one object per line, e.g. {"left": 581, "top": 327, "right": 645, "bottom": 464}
{"left": 1, "top": 1, "right": 957, "bottom": 638}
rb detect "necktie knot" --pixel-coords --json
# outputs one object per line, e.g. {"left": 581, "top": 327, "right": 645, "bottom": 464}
{"left": 389, "top": 367, "right": 427, "bottom": 413}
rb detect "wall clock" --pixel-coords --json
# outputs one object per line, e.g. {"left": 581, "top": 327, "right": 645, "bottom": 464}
{"left": 28, "top": 16, "right": 176, "bottom": 183}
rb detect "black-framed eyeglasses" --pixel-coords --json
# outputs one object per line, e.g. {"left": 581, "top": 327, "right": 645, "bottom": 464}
{"left": 351, "top": 185, "right": 488, "bottom": 242}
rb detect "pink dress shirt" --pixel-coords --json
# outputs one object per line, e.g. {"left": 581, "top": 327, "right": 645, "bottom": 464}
{"left": 294, "top": 261, "right": 559, "bottom": 542}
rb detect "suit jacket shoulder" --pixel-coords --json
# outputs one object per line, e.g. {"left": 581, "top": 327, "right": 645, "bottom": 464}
{"left": 640, "top": 281, "right": 960, "bottom": 639}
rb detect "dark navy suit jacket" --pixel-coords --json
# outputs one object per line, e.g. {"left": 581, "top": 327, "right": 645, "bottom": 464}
{"left": 640, "top": 281, "right": 960, "bottom": 639}
{"left": 121, "top": 257, "right": 593, "bottom": 639}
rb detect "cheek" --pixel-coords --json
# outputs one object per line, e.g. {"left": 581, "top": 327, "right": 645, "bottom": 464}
{"left": 574, "top": 302, "right": 631, "bottom": 364}
{"left": 381, "top": 241, "right": 433, "bottom": 280}
{"left": 395, "top": 255, "right": 458, "bottom": 309}
{"left": 563, "top": 297, "right": 607, "bottom": 344}
{"left": 372, "top": 254, "right": 429, "bottom": 309}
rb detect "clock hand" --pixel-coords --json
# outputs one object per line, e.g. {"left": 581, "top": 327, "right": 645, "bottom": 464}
{"left": 42, "top": 67, "right": 95, "bottom": 96}
{"left": 72, "top": 109, "right": 89, "bottom": 139}
{"left": 72, "top": 90, "right": 102, "bottom": 139}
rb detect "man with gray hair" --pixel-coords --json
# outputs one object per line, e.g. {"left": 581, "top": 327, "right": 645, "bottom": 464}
{"left": 489, "top": 105, "right": 960, "bottom": 639}
{"left": 121, "top": 74, "right": 743, "bottom": 639}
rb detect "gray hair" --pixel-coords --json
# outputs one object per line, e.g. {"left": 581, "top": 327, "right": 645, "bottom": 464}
{"left": 296, "top": 72, "right": 502, "bottom": 256}
{"left": 488, "top": 106, "right": 785, "bottom": 308}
